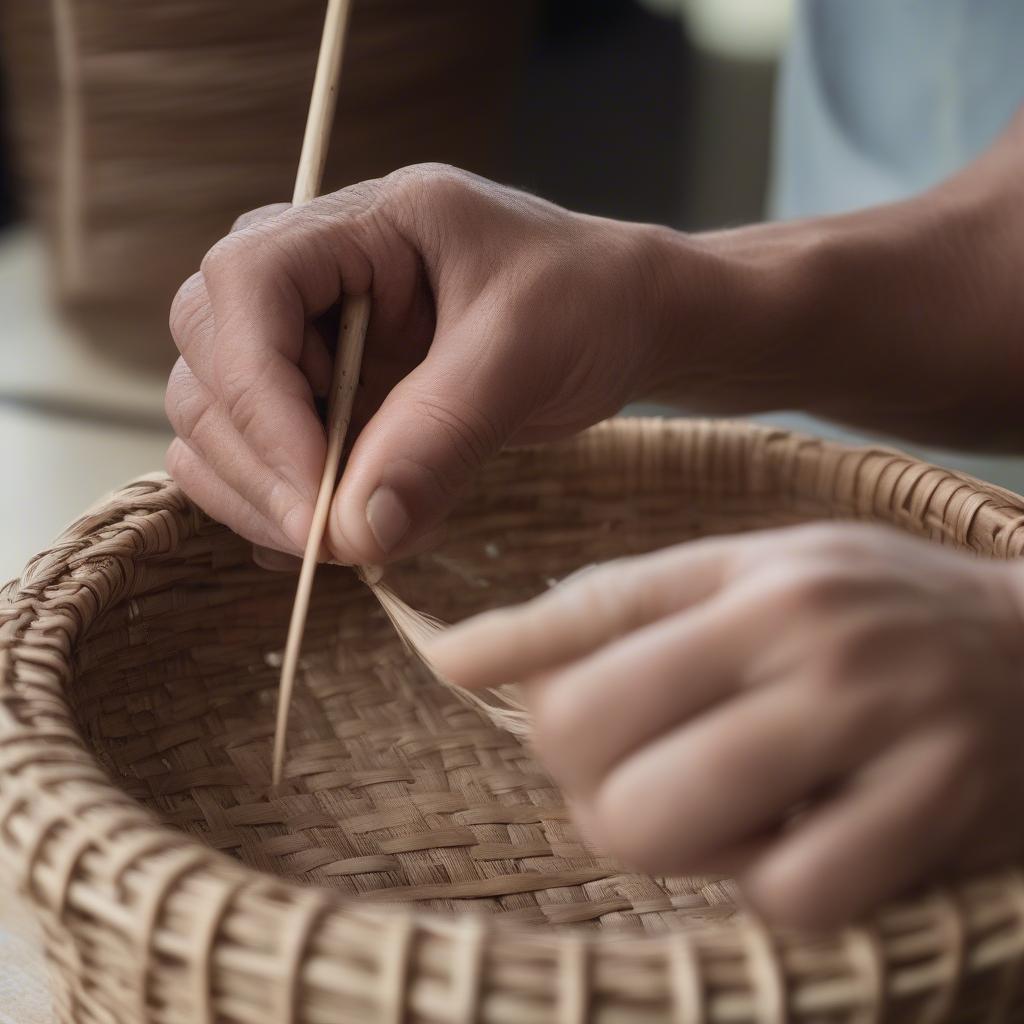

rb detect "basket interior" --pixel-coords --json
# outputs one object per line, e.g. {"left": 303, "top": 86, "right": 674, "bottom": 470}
{"left": 63, "top": 423, "right": 978, "bottom": 933}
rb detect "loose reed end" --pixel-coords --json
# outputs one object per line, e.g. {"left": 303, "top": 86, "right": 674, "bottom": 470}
{"left": 360, "top": 570, "right": 533, "bottom": 739}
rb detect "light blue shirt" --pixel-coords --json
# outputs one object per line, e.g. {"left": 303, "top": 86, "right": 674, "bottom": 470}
{"left": 764, "top": 0, "right": 1024, "bottom": 491}
{"left": 772, "top": 0, "right": 1024, "bottom": 218}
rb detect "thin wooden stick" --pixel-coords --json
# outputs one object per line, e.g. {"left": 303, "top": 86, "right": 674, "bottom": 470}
{"left": 273, "top": 0, "right": 368, "bottom": 785}
{"left": 291, "top": 0, "right": 354, "bottom": 206}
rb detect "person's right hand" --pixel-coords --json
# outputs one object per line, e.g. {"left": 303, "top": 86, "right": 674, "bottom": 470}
{"left": 165, "top": 164, "right": 710, "bottom": 565}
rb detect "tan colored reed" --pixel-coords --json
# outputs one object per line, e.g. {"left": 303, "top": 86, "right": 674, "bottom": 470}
{"left": 272, "top": 0, "right": 370, "bottom": 787}
{"left": 4, "top": 418, "right": 1024, "bottom": 1024}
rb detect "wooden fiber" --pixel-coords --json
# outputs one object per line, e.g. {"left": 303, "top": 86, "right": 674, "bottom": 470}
{"left": 4, "top": 418, "right": 1024, "bottom": 1024}
{"left": 272, "top": 0, "right": 370, "bottom": 787}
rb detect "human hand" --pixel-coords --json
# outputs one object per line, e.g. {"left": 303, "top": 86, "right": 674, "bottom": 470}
{"left": 426, "top": 523, "right": 1024, "bottom": 928}
{"left": 165, "top": 164, "right": 695, "bottom": 564}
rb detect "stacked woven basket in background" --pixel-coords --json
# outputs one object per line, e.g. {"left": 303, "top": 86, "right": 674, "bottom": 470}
{"left": 0, "top": 0, "right": 533, "bottom": 372}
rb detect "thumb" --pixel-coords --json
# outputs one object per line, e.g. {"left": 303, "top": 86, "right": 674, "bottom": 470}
{"left": 328, "top": 339, "right": 531, "bottom": 564}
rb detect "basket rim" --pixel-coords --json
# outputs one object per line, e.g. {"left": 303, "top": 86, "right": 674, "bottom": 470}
{"left": 4, "top": 416, "right": 1024, "bottom": 1023}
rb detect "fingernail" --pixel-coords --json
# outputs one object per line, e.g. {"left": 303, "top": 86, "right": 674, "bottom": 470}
{"left": 366, "top": 486, "right": 411, "bottom": 554}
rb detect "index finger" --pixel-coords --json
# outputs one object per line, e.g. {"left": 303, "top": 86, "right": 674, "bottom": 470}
{"left": 425, "top": 535, "right": 738, "bottom": 691}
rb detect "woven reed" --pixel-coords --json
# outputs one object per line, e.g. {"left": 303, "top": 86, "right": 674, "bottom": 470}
{"left": 4, "top": 417, "right": 1024, "bottom": 1024}
{"left": 0, "top": 0, "right": 530, "bottom": 371}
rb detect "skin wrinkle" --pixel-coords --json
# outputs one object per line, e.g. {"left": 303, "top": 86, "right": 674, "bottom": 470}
{"left": 165, "top": 439, "right": 298, "bottom": 554}
{"left": 165, "top": 354, "right": 313, "bottom": 532}
{"left": 217, "top": 359, "right": 320, "bottom": 500}
{"left": 167, "top": 272, "right": 212, "bottom": 363}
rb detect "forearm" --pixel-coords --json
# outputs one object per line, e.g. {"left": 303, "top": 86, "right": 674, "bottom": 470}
{"left": 640, "top": 107, "right": 1024, "bottom": 450}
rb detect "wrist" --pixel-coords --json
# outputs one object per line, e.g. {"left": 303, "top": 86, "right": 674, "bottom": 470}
{"left": 594, "top": 168, "right": 1021, "bottom": 439}
{"left": 631, "top": 218, "right": 819, "bottom": 412}
{"left": 775, "top": 189, "right": 1021, "bottom": 442}
{"left": 687, "top": 186, "right": 1021, "bottom": 442}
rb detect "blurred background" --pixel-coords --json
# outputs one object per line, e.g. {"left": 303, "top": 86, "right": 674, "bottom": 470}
{"left": 2, "top": 0, "right": 1023, "bottom": 590}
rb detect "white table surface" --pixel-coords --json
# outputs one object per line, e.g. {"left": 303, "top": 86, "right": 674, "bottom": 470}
{"left": 0, "top": 887, "right": 54, "bottom": 1024}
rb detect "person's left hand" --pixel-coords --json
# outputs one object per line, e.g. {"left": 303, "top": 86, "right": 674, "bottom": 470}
{"left": 425, "top": 522, "right": 1024, "bottom": 928}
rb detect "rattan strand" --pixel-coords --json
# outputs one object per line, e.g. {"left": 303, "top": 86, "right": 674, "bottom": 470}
{"left": 4, "top": 418, "right": 1024, "bottom": 1024}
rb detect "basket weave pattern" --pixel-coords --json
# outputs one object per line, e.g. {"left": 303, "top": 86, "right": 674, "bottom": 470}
{"left": 3, "top": 419, "right": 1024, "bottom": 1023}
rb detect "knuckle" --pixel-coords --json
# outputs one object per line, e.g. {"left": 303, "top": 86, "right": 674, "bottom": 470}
{"left": 205, "top": 212, "right": 337, "bottom": 309}
{"left": 163, "top": 361, "right": 186, "bottom": 427}
{"left": 323, "top": 177, "right": 388, "bottom": 219}
{"left": 199, "top": 233, "right": 243, "bottom": 281}
{"left": 200, "top": 231, "right": 281, "bottom": 291}
{"left": 231, "top": 202, "right": 290, "bottom": 234}
{"left": 388, "top": 162, "right": 472, "bottom": 199}
{"left": 562, "top": 561, "right": 649, "bottom": 634}
{"left": 164, "top": 438, "right": 189, "bottom": 479}
{"left": 220, "top": 367, "right": 264, "bottom": 440}
{"left": 165, "top": 355, "right": 190, "bottom": 399}
{"left": 385, "top": 163, "right": 481, "bottom": 231}
{"left": 169, "top": 272, "right": 210, "bottom": 350}
{"left": 178, "top": 402, "right": 217, "bottom": 450}
{"left": 164, "top": 360, "right": 207, "bottom": 441}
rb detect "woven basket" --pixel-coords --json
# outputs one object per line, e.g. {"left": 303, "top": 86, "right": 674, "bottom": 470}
{"left": 0, "top": 0, "right": 531, "bottom": 373}
{"left": 4, "top": 417, "right": 1024, "bottom": 1024}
